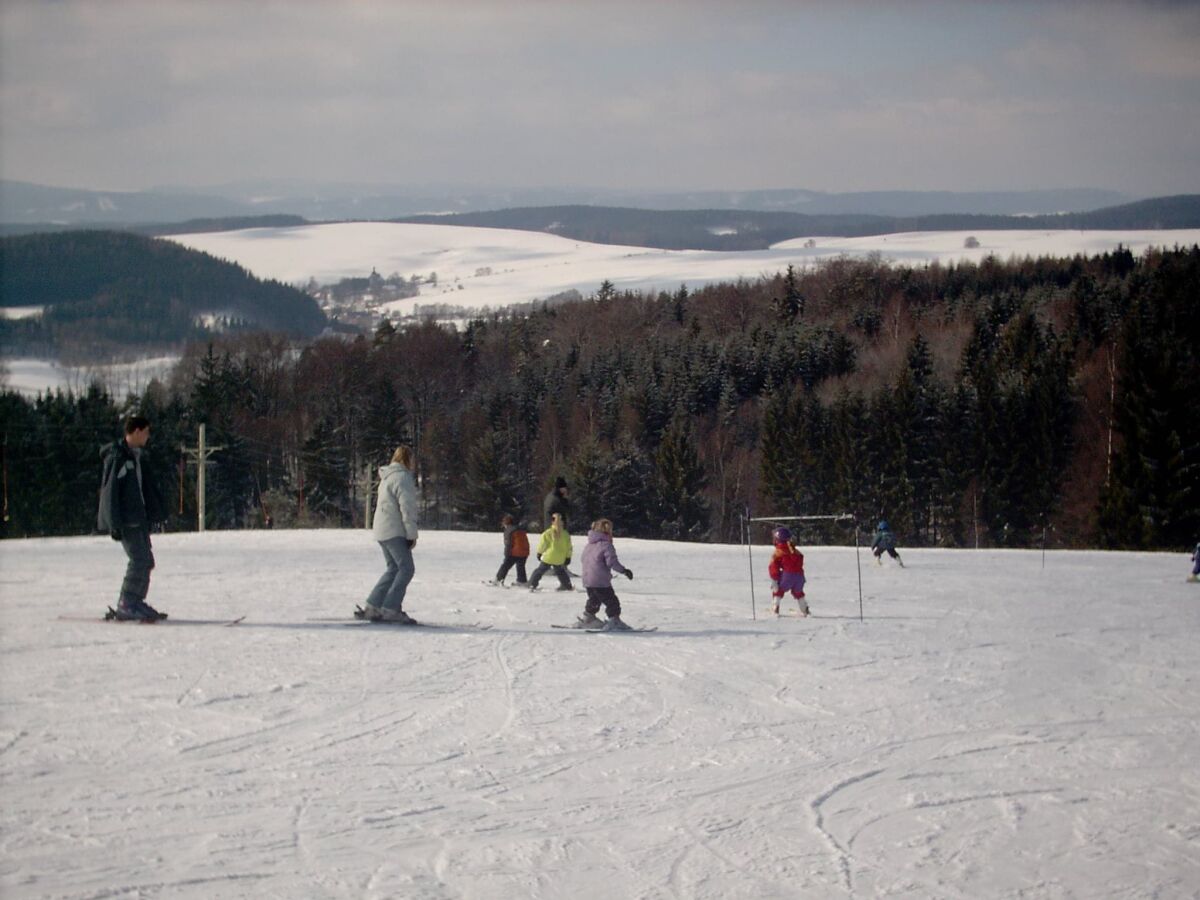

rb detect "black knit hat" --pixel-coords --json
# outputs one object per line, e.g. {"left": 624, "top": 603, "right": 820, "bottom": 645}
{"left": 554, "top": 476, "right": 568, "bottom": 490}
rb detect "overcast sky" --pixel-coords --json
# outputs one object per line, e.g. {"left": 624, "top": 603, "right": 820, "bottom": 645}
{"left": 2, "top": 0, "right": 1198, "bottom": 196}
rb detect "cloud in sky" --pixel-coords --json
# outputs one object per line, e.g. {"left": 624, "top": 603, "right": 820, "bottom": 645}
{"left": 1, "top": 0, "right": 1197, "bottom": 195}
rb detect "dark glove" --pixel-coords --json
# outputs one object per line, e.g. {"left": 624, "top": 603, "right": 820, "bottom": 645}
{"left": 536, "top": 553, "right": 542, "bottom": 562}
{"left": 407, "top": 538, "right": 416, "bottom": 549}
{"left": 565, "top": 557, "right": 571, "bottom": 567}
{"left": 623, "top": 569, "right": 634, "bottom": 580}
{"left": 110, "top": 530, "right": 122, "bottom": 542}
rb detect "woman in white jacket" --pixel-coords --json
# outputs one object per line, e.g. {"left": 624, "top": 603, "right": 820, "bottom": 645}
{"left": 361, "top": 446, "right": 420, "bottom": 623}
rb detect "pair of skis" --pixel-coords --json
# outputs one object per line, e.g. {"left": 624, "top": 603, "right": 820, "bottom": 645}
{"left": 316, "top": 606, "right": 493, "bottom": 630}
{"left": 57, "top": 611, "right": 246, "bottom": 626}
{"left": 482, "top": 580, "right": 581, "bottom": 593}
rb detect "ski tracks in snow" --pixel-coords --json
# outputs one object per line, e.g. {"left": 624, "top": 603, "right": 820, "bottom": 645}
{"left": 489, "top": 634, "right": 520, "bottom": 742}
{"left": 4, "top": 534, "right": 1200, "bottom": 897}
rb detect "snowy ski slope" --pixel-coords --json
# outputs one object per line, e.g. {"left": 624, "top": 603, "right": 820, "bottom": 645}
{"left": 1, "top": 529, "right": 1197, "bottom": 898}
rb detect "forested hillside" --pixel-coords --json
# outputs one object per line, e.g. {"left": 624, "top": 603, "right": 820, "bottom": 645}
{"left": 1, "top": 246, "right": 1196, "bottom": 551}
{"left": 0, "top": 230, "right": 326, "bottom": 357}
{"left": 399, "top": 195, "right": 1200, "bottom": 251}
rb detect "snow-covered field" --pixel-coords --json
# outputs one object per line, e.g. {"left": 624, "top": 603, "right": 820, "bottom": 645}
{"left": 2, "top": 530, "right": 1197, "bottom": 898}
{"left": 0, "top": 356, "right": 179, "bottom": 399}
{"left": 168, "top": 222, "right": 1200, "bottom": 313}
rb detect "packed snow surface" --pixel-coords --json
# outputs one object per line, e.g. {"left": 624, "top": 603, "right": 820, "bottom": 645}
{"left": 1, "top": 529, "right": 1197, "bottom": 898}
{"left": 167, "top": 222, "right": 1200, "bottom": 311}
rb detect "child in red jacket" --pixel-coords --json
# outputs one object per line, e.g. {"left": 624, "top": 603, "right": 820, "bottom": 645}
{"left": 768, "top": 526, "right": 808, "bottom": 617}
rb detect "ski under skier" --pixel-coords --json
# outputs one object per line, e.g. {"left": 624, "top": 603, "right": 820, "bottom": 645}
{"left": 768, "top": 526, "right": 808, "bottom": 617}
{"left": 871, "top": 520, "right": 904, "bottom": 567}
{"left": 576, "top": 518, "right": 635, "bottom": 630}
{"left": 97, "top": 414, "right": 168, "bottom": 621}
{"left": 360, "top": 445, "right": 420, "bottom": 623}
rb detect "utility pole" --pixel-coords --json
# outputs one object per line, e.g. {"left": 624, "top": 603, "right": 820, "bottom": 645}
{"left": 182, "top": 423, "right": 225, "bottom": 533}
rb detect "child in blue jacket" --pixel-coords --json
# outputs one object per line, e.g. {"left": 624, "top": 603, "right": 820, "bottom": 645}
{"left": 871, "top": 520, "right": 904, "bottom": 567}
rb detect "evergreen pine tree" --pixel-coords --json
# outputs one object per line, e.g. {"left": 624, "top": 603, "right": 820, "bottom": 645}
{"left": 655, "top": 416, "right": 710, "bottom": 540}
{"left": 461, "top": 428, "right": 528, "bottom": 529}
{"left": 1098, "top": 254, "right": 1200, "bottom": 547}
{"left": 760, "top": 386, "right": 802, "bottom": 511}
{"left": 605, "top": 435, "right": 655, "bottom": 537}
{"left": 827, "top": 391, "right": 872, "bottom": 522}
{"left": 300, "top": 418, "right": 352, "bottom": 525}
{"left": 892, "top": 334, "right": 939, "bottom": 544}
{"left": 771, "top": 264, "right": 805, "bottom": 323}
{"left": 373, "top": 319, "right": 397, "bottom": 346}
{"left": 189, "top": 346, "right": 255, "bottom": 528}
{"left": 672, "top": 283, "right": 689, "bottom": 325}
{"left": 568, "top": 435, "right": 611, "bottom": 528}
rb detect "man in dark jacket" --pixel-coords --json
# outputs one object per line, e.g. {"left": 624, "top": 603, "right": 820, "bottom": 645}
{"left": 543, "top": 477, "right": 572, "bottom": 532}
{"left": 98, "top": 415, "right": 168, "bottom": 620}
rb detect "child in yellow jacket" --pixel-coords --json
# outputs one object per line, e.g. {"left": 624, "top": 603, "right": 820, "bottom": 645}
{"left": 528, "top": 513, "right": 574, "bottom": 591}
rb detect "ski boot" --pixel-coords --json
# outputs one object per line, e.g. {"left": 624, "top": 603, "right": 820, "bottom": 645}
{"left": 573, "top": 612, "right": 602, "bottom": 629}
{"left": 379, "top": 608, "right": 417, "bottom": 625}
{"left": 603, "top": 616, "right": 633, "bottom": 632}
{"left": 110, "top": 600, "right": 165, "bottom": 622}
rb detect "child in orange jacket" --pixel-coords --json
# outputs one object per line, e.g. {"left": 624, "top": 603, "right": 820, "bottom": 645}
{"left": 768, "top": 526, "right": 808, "bottom": 617}
{"left": 492, "top": 513, "right": 530, "bottom": 586}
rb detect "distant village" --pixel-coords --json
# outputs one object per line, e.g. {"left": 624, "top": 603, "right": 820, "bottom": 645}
{"left": 305, "top": 268, "right": 436, "bottom": 331}
{"left": 306, "top": 267, "right": 577, "bottom": 333}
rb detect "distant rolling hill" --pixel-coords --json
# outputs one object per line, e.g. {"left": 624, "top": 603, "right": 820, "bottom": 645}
{"left": 0, "top": 230, "right": 326, "bottom": 359}
{"left": 394, "top": 195, "right": 1200, "bottom": 251}
{"left": 0, "top": 178, "right": 1131, "bottom": 227}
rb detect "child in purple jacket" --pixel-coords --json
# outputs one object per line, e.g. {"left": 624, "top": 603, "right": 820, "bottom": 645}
{"left": 577, "top": 518, "right": 634, "bottom": 631}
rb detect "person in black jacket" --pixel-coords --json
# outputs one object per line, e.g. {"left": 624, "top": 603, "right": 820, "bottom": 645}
{"left": 97, "top": 415, "right": 168, "bottom": 621}
{"left": 543, "top": 477, "right": 572, "bottom": 532}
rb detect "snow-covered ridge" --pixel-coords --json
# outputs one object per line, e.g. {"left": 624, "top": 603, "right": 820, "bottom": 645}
{"left": 167, "top": 222, "right": 1200, "bottom": 314}
{"left": 2, "top": 355, "right": 177, "bottom": 397}
{"left": 1, "top": 529, "right": 1197, "bottom": 896}
{"left": 0, "top": 305, "right": 44, "bottom": 320}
